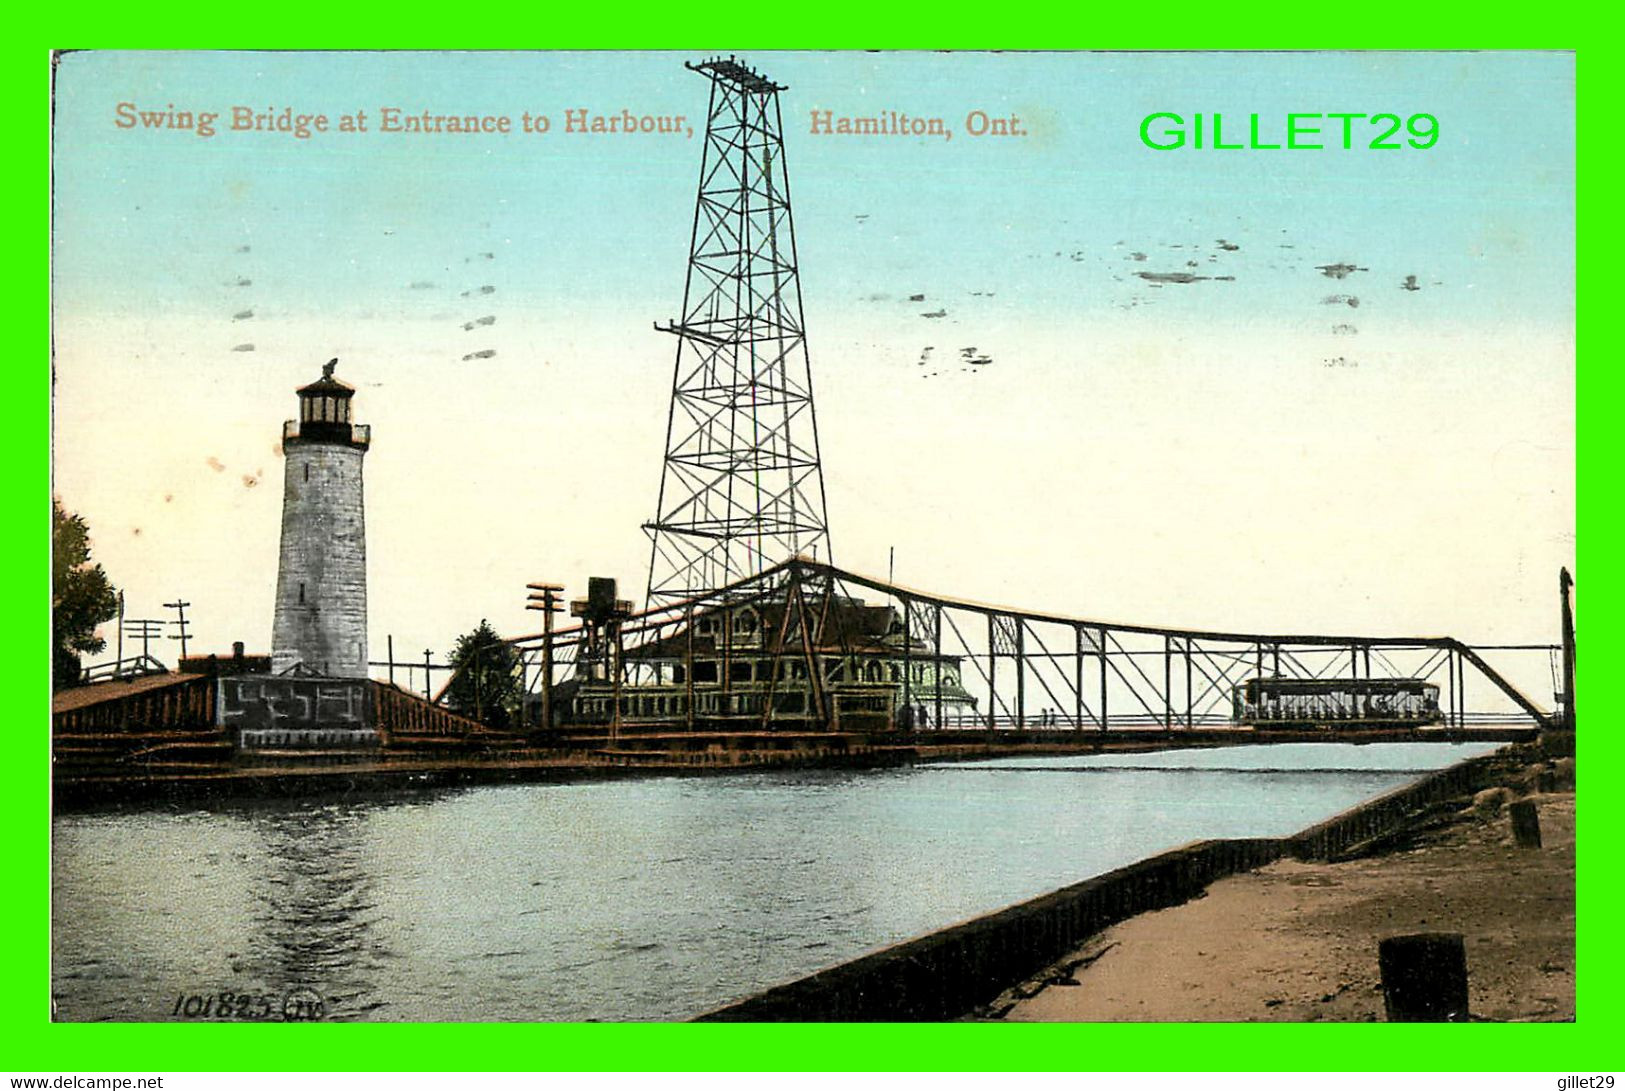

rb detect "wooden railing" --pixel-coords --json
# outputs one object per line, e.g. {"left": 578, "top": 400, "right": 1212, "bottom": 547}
{"left": 52, "top": 676, "right": 215, "bottom": 735}
{"left": 78, "top": 655, "right": 168, "bottom": 685}
{"left": 54, "top": 676, "right": 494, "bottom": 740}
{"left": 370, "top": 681, "right": 490, "bottom": 737}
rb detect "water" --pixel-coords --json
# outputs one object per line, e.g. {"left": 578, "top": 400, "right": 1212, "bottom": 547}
{"left": 51, "top": 741, "right": 1500, "bottom": 1022}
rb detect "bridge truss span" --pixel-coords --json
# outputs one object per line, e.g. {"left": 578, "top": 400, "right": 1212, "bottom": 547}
{"left": 485, "top": 557, "right": 1564, "bottom": 737}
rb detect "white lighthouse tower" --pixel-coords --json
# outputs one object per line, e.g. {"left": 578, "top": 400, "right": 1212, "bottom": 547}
{"left": 270, "top": 359, "right": 371, "bottom": 677}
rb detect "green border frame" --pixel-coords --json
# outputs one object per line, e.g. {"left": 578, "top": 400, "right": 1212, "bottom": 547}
{"left": 24, "top": 12, "right": 1605, "bottom": 1073}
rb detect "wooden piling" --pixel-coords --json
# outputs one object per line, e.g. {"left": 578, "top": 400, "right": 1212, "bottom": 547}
{"left": 1378, "top": 933, "right": 1470, "bottom": 1022}
{"left": 1509, "top": 800, "right": 1543, "bottom": 848}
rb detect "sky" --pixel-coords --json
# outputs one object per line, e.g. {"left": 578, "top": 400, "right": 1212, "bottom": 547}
{"left": 50, "top": 50, "right": 1574, "bottom": 674}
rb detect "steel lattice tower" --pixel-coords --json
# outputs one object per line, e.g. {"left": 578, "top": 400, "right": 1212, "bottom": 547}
{"left": 644, "top": 57, "right": 833, "bottom": 607}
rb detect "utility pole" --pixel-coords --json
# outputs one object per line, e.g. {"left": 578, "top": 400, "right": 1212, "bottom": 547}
{"left": 610, "top": 615, "right": 626, "bottom": 745}
{"left": 123, "top": 619, "right": 164, "bottom": 670}
{"left": 1560, "top": 567, "right": 1576, "bottom": 731}
{"left": 115, "top": 591, "right": 125, "bottom": 679}
{"left": 163, "top": 598, "right": 192, "bottom": 662}
{"left": 526, "top": 583, "right": 565, "bottom": 734}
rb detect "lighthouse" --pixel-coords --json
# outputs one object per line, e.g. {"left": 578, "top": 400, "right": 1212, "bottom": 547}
{"left": 270, "top": 359, "right": 371, "bottom": 677}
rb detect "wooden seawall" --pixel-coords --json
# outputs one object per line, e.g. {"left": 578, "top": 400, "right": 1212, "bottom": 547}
{"left": 696, "top": 742, "right": 1555, "bottom": 1021}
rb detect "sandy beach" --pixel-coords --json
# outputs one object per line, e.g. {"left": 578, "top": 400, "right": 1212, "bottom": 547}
{"left": 993, "top": 786, "right": 1575, "bottom": 1023}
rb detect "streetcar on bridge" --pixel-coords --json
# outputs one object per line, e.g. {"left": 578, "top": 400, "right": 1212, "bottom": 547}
{"left": 1233, "top": 676, "right": 1444, "bottom": 730}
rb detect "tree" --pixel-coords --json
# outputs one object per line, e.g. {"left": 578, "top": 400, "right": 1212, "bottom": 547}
{"left": 52, "top": 499, "right": 119, "bottom": 690}
{"left": 443, "top": 619, "right": 522, "bottom": 729}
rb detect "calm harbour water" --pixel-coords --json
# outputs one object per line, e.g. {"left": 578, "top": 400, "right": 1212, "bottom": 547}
{"left": 51, "top": 741, "right": 1500, "bottom": 1022}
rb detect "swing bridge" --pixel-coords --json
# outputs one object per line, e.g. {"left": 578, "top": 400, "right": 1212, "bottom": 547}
{"left": 433, "top": 557, "right": 1568, "bottom": 743}
{"left": 414, "top": 57, "right": 1573, "bottom": 751}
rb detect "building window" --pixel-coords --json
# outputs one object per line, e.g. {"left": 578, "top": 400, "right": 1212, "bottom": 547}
{"left": 303, "top": 462, "right": 310, "bottom": 482}
{"left": 730, "top": 661, "right": 752, "bottom": 683}
{"left": 694, "top": 661, "right": 718, "bottom": 684}
{"left": 298, "top": 583, "right": 306, "bottom": 604}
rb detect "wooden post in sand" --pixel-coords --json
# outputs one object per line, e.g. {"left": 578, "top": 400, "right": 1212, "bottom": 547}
{"left": 1509, "top": 800, "right": 1543, "bottom": 848}
{"left": 1378, "top": 933, "right": 1470, "bottom": 1022}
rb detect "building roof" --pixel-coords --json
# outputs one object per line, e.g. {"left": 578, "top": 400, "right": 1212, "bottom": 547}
{"left": 627, "top": 597, "right": 954, "bottom": 662}
{"left": 297, "top": 359, "right": 355, "bottom": 396}
{"left": 297, "top": 375, "right": 355, "bottom": 396}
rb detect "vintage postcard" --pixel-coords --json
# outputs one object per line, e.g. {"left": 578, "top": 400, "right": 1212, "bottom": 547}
{"left": 49, "top": 50, "right": 1574, "bottom": 1028}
